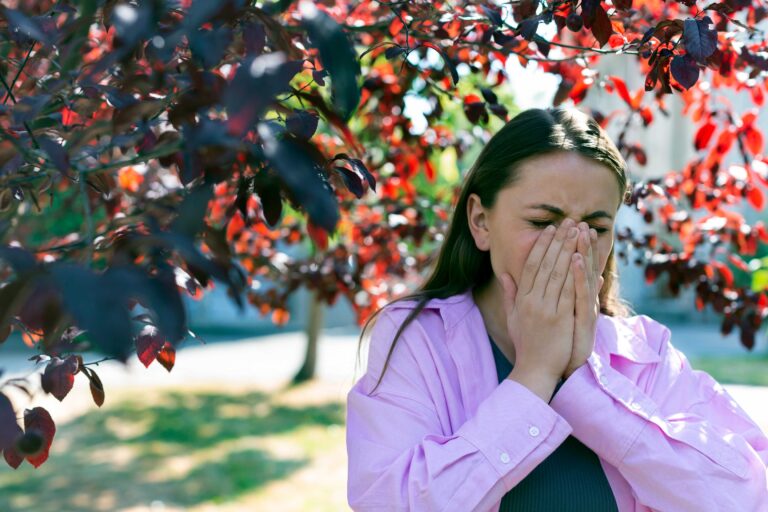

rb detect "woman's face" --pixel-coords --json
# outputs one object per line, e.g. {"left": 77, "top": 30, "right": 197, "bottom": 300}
{"left": 468, "top": 151, "right": 622, "bottom": 294}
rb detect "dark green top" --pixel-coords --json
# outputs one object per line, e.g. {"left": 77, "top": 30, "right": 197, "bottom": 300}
{"left": 489, "top": 335, "right": 619, "bottom": 512}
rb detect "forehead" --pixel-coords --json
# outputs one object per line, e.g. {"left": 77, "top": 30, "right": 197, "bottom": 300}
{"left": 499, "top": 151, "right": 620, "bottom": 216}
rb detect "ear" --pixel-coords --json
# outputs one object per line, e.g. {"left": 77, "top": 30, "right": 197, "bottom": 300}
{"left": 467, "top": 193, "right": 491, "bottom": 251}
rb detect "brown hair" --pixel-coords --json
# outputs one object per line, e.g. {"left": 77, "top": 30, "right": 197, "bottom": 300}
{"left": 357, "top": 107, "right": 636, "bottom": 394}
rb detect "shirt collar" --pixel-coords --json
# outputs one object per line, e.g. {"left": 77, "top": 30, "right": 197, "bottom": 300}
{"left": 423, "top": 289, "right": 661, "bottom": 365}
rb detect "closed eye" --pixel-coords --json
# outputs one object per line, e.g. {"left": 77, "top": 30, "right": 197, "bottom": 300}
{"left": 527, "top": 220, "right": 609, "bottom": 234}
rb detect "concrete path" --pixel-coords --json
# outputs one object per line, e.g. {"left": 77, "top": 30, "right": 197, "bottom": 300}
{"left": 1, "top": 320, "right": 767, "bottom": 431}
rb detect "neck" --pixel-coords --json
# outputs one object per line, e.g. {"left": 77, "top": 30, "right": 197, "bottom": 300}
{"left": 472, "top": 279, "right": 517, "bottom": 365}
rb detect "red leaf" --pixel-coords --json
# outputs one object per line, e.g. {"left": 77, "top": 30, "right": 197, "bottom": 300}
{"left": 712, "top": 261, "right": 734, "bottom": 287}
{"left": 23, "top": 407, "right": 55, "bottom": 468}
{"left": 639, "top": 105, "right": 653, "bottom": 126}
{"left": 61, "top": 107, "right": 82, "bottom": 126}
{"left": 272, "top": 308, "right": 290, "bottom": 326}
{"left": 744, "top": 126, "right": 764, "bottom": 156}
{"left": 424, "top": 159, "right": 435, "bottom": 182}
{"left": 609, "top": 76, "right": 632, "bottom": 106}
{"left": 83, "top": 367, "right": 105, "bottom": 407}
{"left": 226, "top": 211, "right": 246, "bottom": 242}
{"left": 694, "top": 121, "right": 716, "bottom": 150}
{"left": 307, "top": 220, "right": 329, "bottom": 251}
{"left": 156, "top": 342, "right": 176, "bottom": 372}
{"left": 727, "top": 253, "right": 750, "bottom": 272}
{"left": 747, "top": 184, "right": 765, "bottom": 210}
{"left": 4, "top": 444, "right": 23, "bottom": 469}
{"left": 136, "top": 326, "right": 164, "bottom": 368}
{"left": 715, "top": 128, "right": 736, "bottom": 155}
{"left": 40, "top": 356, "right": 79, "bottom": 402}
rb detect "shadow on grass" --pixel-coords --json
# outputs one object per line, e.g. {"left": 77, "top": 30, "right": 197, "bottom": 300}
{"left": 0, "top": 389, "right": 345, "bottom": 512}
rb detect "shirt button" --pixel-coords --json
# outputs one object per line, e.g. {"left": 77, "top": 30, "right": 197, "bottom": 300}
{"left": 528, "top": 426, "right": 540, "bottom": 437}
{"left": 500, "top": 452, "right": 511, "bottom": 464}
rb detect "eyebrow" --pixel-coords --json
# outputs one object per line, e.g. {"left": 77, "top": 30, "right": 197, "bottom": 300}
{"left": 525, "top": 203, "right": 614, "bottom": 221}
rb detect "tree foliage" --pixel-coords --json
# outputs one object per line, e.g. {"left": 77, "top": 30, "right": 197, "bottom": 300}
{"left": 1, "top": 0, "right": 767, "bottom": 467}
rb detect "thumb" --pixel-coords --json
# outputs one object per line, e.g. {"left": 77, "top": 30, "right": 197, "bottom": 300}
{"left": 598, "top": 276, "right": 605, "bottom": 290}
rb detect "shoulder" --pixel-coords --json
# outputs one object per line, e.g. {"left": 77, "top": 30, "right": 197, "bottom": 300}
{"left": 597, "top": 312, "right": 672, "bottom": 363}
{"left": 364, "top": 290, "right": 474, "bottom": 370}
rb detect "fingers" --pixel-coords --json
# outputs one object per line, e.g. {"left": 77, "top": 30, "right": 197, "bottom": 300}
{"left": 572, "top": 252, "right": 587, "bottom": 313}
{"left": 543, "top": 223, "right": 580, "bottom": 300}
{"left": 557, "top": 252, "right": 577, "bottom": 312}
{"left": 590, "top": 228, "right": 599, "bottom": 279}
{"left": 532, "top": 218, "right": 576, "bottom": 296}
{"left": 519, "top": 223, "right": 558, "bottom": 295}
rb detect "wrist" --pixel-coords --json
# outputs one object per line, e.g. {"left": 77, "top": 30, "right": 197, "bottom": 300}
{"left": 507, "top": 367, "right": 559, "bottom": 403}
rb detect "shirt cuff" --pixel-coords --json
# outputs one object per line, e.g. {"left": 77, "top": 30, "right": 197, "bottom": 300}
{"left": 549, "top": 363, "right": 647, "bottom": 466}
{"left": 460, "top": 378, "right": 573, "bottom": 485}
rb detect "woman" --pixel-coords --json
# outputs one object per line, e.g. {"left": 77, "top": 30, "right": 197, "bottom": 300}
{"left": 345, "top": 107, "right": 768, "bottom": 511}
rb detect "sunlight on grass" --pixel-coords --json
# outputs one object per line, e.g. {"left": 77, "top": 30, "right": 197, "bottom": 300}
{"left": 691, "top": 355, "right": 768, "bottom": 387}
{"left": 0, "top": 382, "right": 349, "bottom": 512}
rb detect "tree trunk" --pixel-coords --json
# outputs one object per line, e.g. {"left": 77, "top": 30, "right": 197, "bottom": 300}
{"left": 292, "top": 290, "right": 324, "bottom": 384}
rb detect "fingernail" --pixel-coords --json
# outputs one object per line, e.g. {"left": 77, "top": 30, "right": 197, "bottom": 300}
{"left": 568, "top": 227, "right": 578, "bottom": 238}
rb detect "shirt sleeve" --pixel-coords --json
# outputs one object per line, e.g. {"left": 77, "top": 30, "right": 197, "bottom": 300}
{"left": 346, "top": 310, "right": 572, "bottom": 511}
{"left": 550, "top": 315, "right": 768, "bottom": 511}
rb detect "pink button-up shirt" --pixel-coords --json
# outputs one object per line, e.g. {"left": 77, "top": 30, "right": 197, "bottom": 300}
{"left": 346, "top": 290, "right": 768, "bottom": 511}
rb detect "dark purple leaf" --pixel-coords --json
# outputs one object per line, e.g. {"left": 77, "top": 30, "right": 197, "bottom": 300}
{"left": 302, "top": 7, "right": 361, "bottom": 120}
{"left": 171, "top": 183, "right": 215, "bottom": 238}
{"left": 671, "top": 54, "right": 700, "bottom": 89}
{"left": 40, "top": 356, "right": 79, "bottom": 402}
{"left": 253, "top": 174, "right": 283, "bottom": 227}
{"left": 480, "top": 87, "right": 498, "bottom": 104}
{"left": 0, "top": 246, "right": 37, "bottom": 274}
{"left": 38, "top": 137, "right": 70, "bottom": 177}
{"left": 49, "top": 263, "right": 135, "bottom": 361}
{"left": 11, "top": 94, "right": 51, "bottom": 125}
{"left": 332, "top": 154, "right": 376, "bottom": 192}
{"left": 3, "top": 8, "right": 53, "bottom": 46}
{"left": 481, "top": 5, "right": 503, "bottom": 27}
{"left": 0, "top": 393, "right": 22, "bottom": 452}
{"left": 683, "top": 17, "right": 717, "bottom": 63}
{"left": 312, "top": 69, "right": 328, "bottom": 87}
{"left": 225, "top": 53, "right": 303, "bottom": 137}
{"left": 581, "top": 0, "right": 599, "bottom": 28}
{"left": 106, "top": 266, "right": 187, "bottom": 346}
{"left": 190, "top": 26, "right": 232, "bottom": 69}
{"left": 591, "top": 6, "right": 613, "bottom": 47}
{"left": 243, "top": 21, "right": 266, "bottom": 56}
{"left": 258, "top": 125, "right": 339, "bottom": 232}
{"left": 110, "top": 1, "right": 155, "bottom": 56}
{"left": 286, "top": 110, "right": 320, "bottom": 140}
{"left": 519, "top": 17, "right": 540, "bottom": 41}
{"left": 384, "top": 46, "right": 406, "bottom": 60}
{"left": 336, "top": 166, "right": 364, "bottom": 198}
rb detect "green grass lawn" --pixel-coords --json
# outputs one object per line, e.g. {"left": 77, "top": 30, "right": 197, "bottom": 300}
{"left": 691, "top": 354, "right": 768, "bottom": 387}
{"left": 0, "top": 382, "right": 350, "bottom": 512}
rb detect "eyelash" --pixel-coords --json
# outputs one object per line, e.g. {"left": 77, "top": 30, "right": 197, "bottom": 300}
{"left": 528, "top": 220, "right": 609, "bottom": 234}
